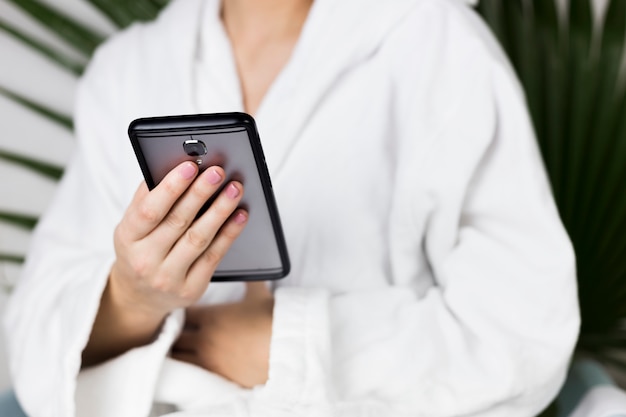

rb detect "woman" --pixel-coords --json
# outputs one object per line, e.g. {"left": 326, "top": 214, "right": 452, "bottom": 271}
{"left": 3, "top": 0, "right": 579, "bottom": 415}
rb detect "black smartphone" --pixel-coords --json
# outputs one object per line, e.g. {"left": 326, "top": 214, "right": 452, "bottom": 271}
{"left": 128, "top": 112, "right": 289, "bottom": 281}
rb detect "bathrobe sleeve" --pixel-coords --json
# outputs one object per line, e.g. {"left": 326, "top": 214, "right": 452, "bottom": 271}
{"left": 3, "top": 38, "right": 184, "bottom": 417}
{"left": 259, "top": 8, "right": 580, "bottom": 417}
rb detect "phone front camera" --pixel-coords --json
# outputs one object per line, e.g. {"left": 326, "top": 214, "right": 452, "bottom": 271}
{"left": 183, "top": 139, "right": 208, "bottom": 157}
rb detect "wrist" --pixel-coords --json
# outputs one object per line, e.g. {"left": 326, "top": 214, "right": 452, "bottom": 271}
{"left": 106, "top": 268, "right": 168, "bottom": 334}
{"left": 82, "top": 269, "right": 169, "bottom": 367}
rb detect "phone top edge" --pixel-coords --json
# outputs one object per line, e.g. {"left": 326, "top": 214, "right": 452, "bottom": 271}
{"left": 129, "top": 112, "right": 255, "bottom": 133}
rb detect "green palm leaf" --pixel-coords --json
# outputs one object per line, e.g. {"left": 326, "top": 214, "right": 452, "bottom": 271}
{"left": 6, "top": 0, "right": 104, "bottom": 56}
{"left": 0, "top": 150, "right": 64, "bottom": 180}
{"left": 0, "top": 212, "right": 38, "bottom": 230}
{"left": 0, "top": 86, "right": 72, "bottom": 129}
{"left": 87, "top": 0, "right": 163, "bottom": 28}
{"left": 0, "top": 0, "right": 169, "bottom": 259}
{"left": 560, "top": 0, "right": 594, "bottom": 228}
{"left": 478, "top": 0, "right": 626, "bottom": 369}
{"left": 0, "top": 254, "right": 24, "bottom": 264}
{"left": 0, "top": 19, "right": 84, "bottom": 75}
{"left": 476, "top": 0, "right": 510, "bottom": 56}
{"left": 532, "top": 0, "right": 565, "bottom": 192}
{"left": 578, "top": 0, "right": 626, "bottom": 243}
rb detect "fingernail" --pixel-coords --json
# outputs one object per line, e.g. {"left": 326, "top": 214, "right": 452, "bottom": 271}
{"left": 206, "top": 168, "right": 222, "bottom": 185}
{"left": 226, "top": 183, "right": 240, "bottom": 199}
{"left": 180, "top": 162, "right": 197, "bottom": 180}
{"left": 234, "top": 211, "right": 247, "bottom": 225}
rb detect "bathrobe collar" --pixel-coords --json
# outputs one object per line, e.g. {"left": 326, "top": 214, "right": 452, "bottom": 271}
{"left": 146, "top": 0, "right": 423, "bottom": 170}
{"left": 148, "top": 0, "right": 476, "bottom": 174}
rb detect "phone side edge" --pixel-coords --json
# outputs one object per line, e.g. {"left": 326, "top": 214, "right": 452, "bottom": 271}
{"left": 243, "top": 121, "right": 291, "bottom": 280}
{"left": 128, "top": 120, "right": 158, "bottom": 190}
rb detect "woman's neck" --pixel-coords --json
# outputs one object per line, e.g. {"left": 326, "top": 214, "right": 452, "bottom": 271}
{"left": 221, "top": 0, "right": 313, "bottom": 46}
{"left": 219, "top": 0, "right": 314, "bottom": 115}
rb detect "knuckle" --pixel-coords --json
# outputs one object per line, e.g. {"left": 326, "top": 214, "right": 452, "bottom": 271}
{"left": 212, "top": 199, "right": 236, "bottom": 219}
{"left": 164, "top": 212, "right": 189, "bottom": 231}
{"left": 138, "top": 204, "right": 160, "bottom": 223}
{"left": 161, "top": 178, "right": 180, "bottom": 198}
{"left": 201, "top": 248, "right": 223, "bottom": 267}
{"left": 178, "top": 288, "right": 199, "bottom": 304}
{"left": 186, "top": 228, "right": 211, "bottom": 249}
{"left": 151, "top": 274, "right": 174, "bottom": 293}
{"left": 190, "top": 181, "right": 212, "bottom": 200}
{"left": 129, "top": 257, "right": 151, "bottom": 278}
{"left": 220, "top": 223, "right": 242, "bottom": 240}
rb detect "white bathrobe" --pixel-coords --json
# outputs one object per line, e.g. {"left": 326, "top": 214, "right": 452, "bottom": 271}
{"left": 4, "top": 0, "right": 580, "bottom": 416}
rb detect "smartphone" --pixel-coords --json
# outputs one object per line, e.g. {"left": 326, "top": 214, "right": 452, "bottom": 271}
{"left": 128, "top": 112, "right": 290, "bottom": 281}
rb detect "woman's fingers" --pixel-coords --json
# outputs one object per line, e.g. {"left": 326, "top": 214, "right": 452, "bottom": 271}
{"left": 112, "top": 163, "right": 248, "bottom": 313}
{"left": 184, "top": 208, "right": 248, "bottom": 294}
{"left": 148, "top": 166, "right": 226, "bottom": 257}
{"left": 166, "top": 182, "right": 246, "bottom": 276}
{"left": 121, "top": 162, "right": 199, "bottom": 241}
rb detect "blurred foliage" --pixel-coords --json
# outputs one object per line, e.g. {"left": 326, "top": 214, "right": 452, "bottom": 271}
{"left": 0, "top": 0, "right": 167, "bottom": 258}
{"left": 476, "top": 0, "right": 626, "bottom": 370}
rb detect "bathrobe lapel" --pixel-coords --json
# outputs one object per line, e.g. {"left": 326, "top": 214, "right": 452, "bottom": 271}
{"left": 149, "top": 0, "right": 420, "bottom": 179}
{"left": 250, "top": 0, "right": 420, "bottom": 177}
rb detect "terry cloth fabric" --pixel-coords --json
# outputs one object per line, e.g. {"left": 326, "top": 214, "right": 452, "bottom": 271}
{"left": 4, "top": 0, "right": 579, "bottom": 416}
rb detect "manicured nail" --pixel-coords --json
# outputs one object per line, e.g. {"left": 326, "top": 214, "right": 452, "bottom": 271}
{"left": 234, "top": 211, "right": 247, "bottom": 225}
{"left": 206, "top": 168, "right": 222, "bottom": 185}
{"left": 226, "top": 183, "right": 240, "bottom": 199}
{"left": 180, "top": 162, "right": 197, "bottom": 180}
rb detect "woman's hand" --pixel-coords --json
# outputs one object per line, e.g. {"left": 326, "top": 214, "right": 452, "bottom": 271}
{"left": 83, "top": 161, "right": 248, "bottom": 366}
{"left": 110, "top": 161, "right": 248, "bottom": 318}
{"left": 171, "top": 282, "right": 274, "bottom": 388}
